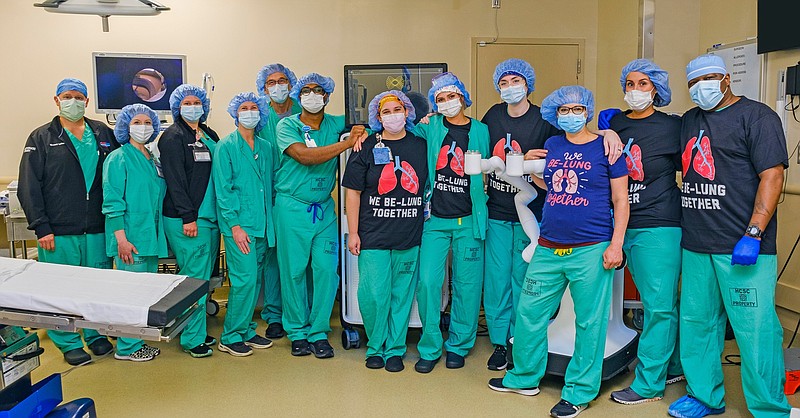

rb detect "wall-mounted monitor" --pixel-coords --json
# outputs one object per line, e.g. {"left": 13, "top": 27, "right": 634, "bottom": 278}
{"left": 92, "top": 52, "right": 187, "bottom": 115}
{"left": 757, "top": 0, "right": 800, "bottom": 54}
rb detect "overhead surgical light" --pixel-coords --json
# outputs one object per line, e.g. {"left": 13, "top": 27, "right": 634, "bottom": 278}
{"left": 33, "top": 0, "right": 169, "bottom": 32}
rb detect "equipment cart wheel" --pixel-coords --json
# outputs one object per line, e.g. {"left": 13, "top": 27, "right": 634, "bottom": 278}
{"left": 206, "top": 299, "right": 220, "bottom": 316}
{"left": 632, "top": 308, "right": 644, "bottom": 330}
{"left": 341, "top": 328, "right": 361, "bottom": 350}
{"left": 439, "top": 312, "right": 451, "bottom": 333}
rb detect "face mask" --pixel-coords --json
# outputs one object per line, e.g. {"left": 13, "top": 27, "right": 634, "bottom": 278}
{"left": 238, "top": 110, "right": 261, "bottom": 129}
{"left": 557, "top": 113, "right": 587, "bottom": 134}
{"left": 129, "top": 124, "right": 154, "bottom": 144}
{"left": 300, "top": 93, "right": 325, "bottom": 114}
{"left": 689, "top": 79, "right": 727, "bottom": 111}
{"left": 268, "top": 84, "right": 290, "bottom": 104}
{"left": 59, "top": 98, "right": 86, "bottom": 122}
{"left": 381, "top": 113, "right": 406, "bottom": 134}
{"left": 437, "top": 98, "right": 462, "bottom": 118}
{"left": 500, "top": 84, "right": 527, "bottom": 104}
{"left": 180, "top": 105, "right": 204, "bottom": 122}
{"left": 623, "top": 89, "right": 654, "bottom": 111}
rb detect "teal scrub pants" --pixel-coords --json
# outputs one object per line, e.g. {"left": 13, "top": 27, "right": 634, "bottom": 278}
{"left": 38, "top": 234, "right": 112, "bottom": 353}
{"left": 114, "top": 255, "right": 159, "bottom": 355}
{"left": 258, "top": 249, "right": 282, "bottom": 325}
{"left": 220, "top": 235, "right": 266, "bottom": 345}
{"left": 623, "top": 227, "right": 683, "bottom": 398}
{"left": 483, "top": 219, "right": 530, "bottom": 347}
{"left": 274, "top": 195, "right": 339, "bottom": 343}
{"left": 503, "top": 242, "right": 613, "bottom": 407}
{"left": 164, "top": 217, "right": 220, "bottom": 350}
{"left": 680, "top": 250, "right": 791, "bottom": 417}
{"left": 358, "top": 247, "right": 419, "bottom": 359}
{"left": 417, "top": 215, "right": 484, "bottom": 360}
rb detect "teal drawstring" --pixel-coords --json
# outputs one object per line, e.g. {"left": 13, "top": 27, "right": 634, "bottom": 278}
{"left": 307, "top": 202, "right": 324, "bottom": 224}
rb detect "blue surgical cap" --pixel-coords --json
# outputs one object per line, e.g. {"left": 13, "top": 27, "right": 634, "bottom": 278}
{"left": 114, "top": 104, "right": 161, "bottom": 145}
{"left": 686, "top": 54, "right": 727, "bottom": 81}
{"left": 169, "top": 84, "right": 210, "bottom": 123}
{"left": 226, "top": 92, "right": 269, "bottom": 132}
{"left": 620, "top": 59, "right": 672, "bottom": 107}
{"left": 541, "top": 85, "right": 595, "bottom": 128}
{"left": 255, "top": 63, "right": 298, "bottom": 97}
{"left": 367, "top": 90, "right": 416, "bottom": 132}
{"left": 493, "top": 58, "right": 536, "bottom": 94}
{"left": 289, "top": 73, "right": 335, "bottom": 103}
{"left": 56, "top": 78, "right": 88, "bottom": 97}
{"left": 428, "top": 72, "right": 472, "bottom": 112}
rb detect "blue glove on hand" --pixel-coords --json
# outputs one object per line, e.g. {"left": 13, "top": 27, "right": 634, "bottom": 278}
{"left": 731, "top": 235, "right": 760, "bottom": 266}
{"left": 597, "top": 108, "right": 622, "bottom": 130}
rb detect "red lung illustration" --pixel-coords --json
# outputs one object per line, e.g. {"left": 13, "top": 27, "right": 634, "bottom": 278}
{"left": 400, "top": 161, "right": 420, "bottom": 194}
{"left": 436, "top": 145, "right": 450, "bottom": 170}
{"left": 626, "top": 144, "right": 645, "bottom": 182}
{"left": 692, "top": 136, "right": 716, "bottom": 181}
{"left": 450, "top": 146, "right": 465, "bottom": 176}
{"left": 492, "top": 139, "right": 522, "bottom": 160}
{"left": 378, "top": 163, "right": 398, "bottom": 195}
{"left": 682, "top": 137, "right": 697, "bottom": 175}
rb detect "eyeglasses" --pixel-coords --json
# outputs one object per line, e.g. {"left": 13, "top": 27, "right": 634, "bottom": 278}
{"left": 300, "top": 86, "right": 326, "bottom": 95}
{"left": 498, "top": 77, "right": 525, "bottom": 88}
{"left": 266, "top": 78, "right": 290, "bottom": 87}
{"left": 556, "top": 106, "right": 586, "bottom": 115}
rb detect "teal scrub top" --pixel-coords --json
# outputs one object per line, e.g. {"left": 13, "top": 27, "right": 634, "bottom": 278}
{"left": 212, "top": 130, "right": 277, "bottom": 246}
{"left": 413, "top": 114, "right": 491, "bottom": 240}
{"left": 102, "top": 143, "right": 168, "bottom": 258}
{"left": 258, "top": 100, "right": 303, "bottom": 160}
{"left": 275, "top": 113, "right": 345, "bottom": 204}
{"left": 65, "top": 122, "right": 98, "bottom": 193}
{"left": 196, "top": 132, "right": 218, "bottom": 229}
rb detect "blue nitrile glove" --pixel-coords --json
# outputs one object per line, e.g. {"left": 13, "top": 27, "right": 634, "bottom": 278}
{"left": 598, "top": 108, "right": 622, "bottom": 130}
{"left": 731, "top": 235, "right": 760, "bottom": 266}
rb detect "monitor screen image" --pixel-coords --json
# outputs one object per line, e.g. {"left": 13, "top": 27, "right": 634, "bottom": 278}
{"left": 93, "top": 52, "right": 187, "bottom": 114}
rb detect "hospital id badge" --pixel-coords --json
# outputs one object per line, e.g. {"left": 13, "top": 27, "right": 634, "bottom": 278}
{"left": 304, "top": 133, "right": 318, "bottom": 148}
{"left": 193, "top": 147, "right": 211, "bottom": 162}
{"left": 373, "top": 146, "right": 392, "bottom": 165}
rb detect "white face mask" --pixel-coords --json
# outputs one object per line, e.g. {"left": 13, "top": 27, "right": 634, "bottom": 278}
{"left": 380, "top": 113, "right": 406, "bottom": 134}
{"left": 500, "top": 84, "right": 527, "bottom": 104}
{"left": 623, "top": 89, "right": 654, "bottom": 111}
{"left": 238, "top": 110, "right": 261, "bottom": 129}
{"left": 268, "top": 84, "right": 290, "bottom": 104}
{"left": 300, "top": 93, "right": 325, "bottom": 114}
{"left": 129, "top": 124, "right": 154, "bottom": 144}
{"left": 437, "top": 98, "right": 462, "bottom": 118}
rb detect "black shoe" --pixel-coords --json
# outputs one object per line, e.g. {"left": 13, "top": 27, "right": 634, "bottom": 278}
{"left": 446, "top": 351, "right": 465, "bottom": 369}
{"left": 63, "top": 348, "right": 91, "bottom": 366}
{"left": 309, "top": 339, "right": 335, "bottom": 359}
{"left": 205, "top": 335, "right": 217, "bottom": 346}
{"left": 265, "top": 322, "right": 286, "bottom": 339}
{"left": 487, "top": 345, "right": 508, "bottom": 370}
{"left": 184, "top": 343, "right": 213, "bottom": 358}
{"left": 385, "top": 356, "right": 404, "bottom": 372}
{"left": 487, "top": 377, "right": 540, "bottom": 396}
{"left": 218, "top": 342, "right": 253, "bottom": 357}
{"left": 245, "top": 335, "right": 273, "bottom": 349}
{"left": 366, "top": 356, "right": 385, "bottom": 369}
{"left": 291, "top": 339, "right": 312, "bottom": 356}
{"left": 550, "top": 399, "right": 586, "bottom": 418}
{"left": 414, "top": 357, "right": 440, "bottom": 373}
{"left": 87, "top": 338, "right": 113, "bottom": 356}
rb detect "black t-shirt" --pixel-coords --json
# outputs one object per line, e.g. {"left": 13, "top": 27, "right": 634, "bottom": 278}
{"left": 431, "top": 119, "right": 472, "bottom": 218}
{"left": 342, "top": 132, "right": 428, "bottom": 250}
{"left": 679, "top": 97, "right": 788, "bottom": 254}
{"left": 481, "top": 102, "right": 561, "bottom": 221}
{"left": 608, "top": 110, "right": 681, "bottom": 229}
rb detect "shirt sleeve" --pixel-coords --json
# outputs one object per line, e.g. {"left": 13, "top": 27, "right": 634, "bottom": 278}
{"left": 17, "top": 129, "right": 51, "bottom": 238}
{"left": 158, "top": 132, "right": 197, "bottom": 223}
{"left": 746, "top": 109, "right": 789, "bottom": 173}
{"left": 275, "top": 117, "right": 303, "bottom": 155}
{"left": 341, "top": 147, "right": 368, "bottom": 191}
{"left": 211, "top": 142, "right": 241, "bottom": 229}
{"left": 609, "top": 154, "right": 630, "bottom": 179}
{"left": 102, "top": 152, "right": 127, "bottom": 233}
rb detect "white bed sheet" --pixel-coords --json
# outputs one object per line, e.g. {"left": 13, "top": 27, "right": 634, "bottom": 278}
{"left": 0, "top": 257, "right": 185, "bottom": 327}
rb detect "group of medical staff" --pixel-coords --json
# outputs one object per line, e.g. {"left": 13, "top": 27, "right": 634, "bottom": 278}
{"left": 14, "top": 52, "right": 796, "bottom": 418}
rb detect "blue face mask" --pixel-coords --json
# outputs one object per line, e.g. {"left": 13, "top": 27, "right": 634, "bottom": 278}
{"left": 689, "top": 79, "right": 727, "bottom": 111}
{"left": 180, "top": 104, "right": 204, "bottom": 122}
{"left": 557, "top": 113, "right": 586, "bottom": 133}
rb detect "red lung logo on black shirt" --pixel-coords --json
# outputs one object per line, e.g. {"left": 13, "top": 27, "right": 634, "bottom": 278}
{"left": 378, "top": 156, "right": 420, "bottom": 195}
{"left": 682, "top": 129, "right": 716, "bottom": 181}
{"left": 492, "top": 137, "right": 521, "bottom": 161}
{"left": 436, "top": 141, "right": 465, "bottom": 176}
{"left": 623, "top": 138, "right": 644, "bottom": 182}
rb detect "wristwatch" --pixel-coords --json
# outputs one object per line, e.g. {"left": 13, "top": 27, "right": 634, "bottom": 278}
{"left": 745, "top": 224, "right": 763, "bottom": 239}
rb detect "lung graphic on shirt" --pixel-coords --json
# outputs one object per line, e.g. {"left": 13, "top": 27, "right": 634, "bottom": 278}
{"left": 682, "top": 129, "right": 716, "bottom": 181}
{"left": 623, "top": 138, "right": 645, "bottom": 182}
{"left": 492, "top": 137, "right": 522, "bottom": 161}
{"left": 436, "top": 140, "right": 465, "bottom": 176}
{"left": 551, "top": 169, "right": 580, "bottom": 194}
{"left": 378, "top": 155, "right": 420, "bottom": 195}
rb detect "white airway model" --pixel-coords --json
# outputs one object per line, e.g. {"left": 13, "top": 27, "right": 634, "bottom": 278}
{"left": 464, "top": 151, "right": 638, "bottom": 380}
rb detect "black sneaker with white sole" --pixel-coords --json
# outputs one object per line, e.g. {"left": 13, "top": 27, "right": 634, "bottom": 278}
{"left": 309, "top": 339, "right": 334, "bottom": 359}
{"left": 610, "top": 387, "right": 662, "bottom": 405}
{"left": 245, "top": 335, "right": 273, "bottom": 349}
{"left": 114, "top": 346, "right": 156, "bottom": 362}
{"left": 487, "top": 345, "right": 508, "bottom": 370}
{"left": 218, "top": 342, "right": 253, "bottom": 357}
{"left": 666, "top": 374, "right": 686, "bottom": 385}
{"left": 487, "top": 378, "right": 540, "bottom": 396}
{"left": 205, "top": 335, "right": 217, "bottom": 346}
{"left": 291, "top": 339, "right": 312, "bottom": 356}
{"left": 550, "top": 400, "right": 585, "bottom": 418}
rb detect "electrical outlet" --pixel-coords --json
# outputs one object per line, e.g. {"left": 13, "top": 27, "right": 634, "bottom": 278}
{"left": 492, "top": 0, "right": 501, "bottom": 8}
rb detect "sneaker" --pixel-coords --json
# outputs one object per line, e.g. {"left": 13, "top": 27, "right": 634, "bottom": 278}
{"left": 245, "top": 335, "right": 273, "bottom": 349}
{"left": 63, "top": 348, "right": 91, "bottom": 366}
{"left": 385, "top": 356, "right": 404, "bottom": 372}
{"left": 550, "top": 400, "right": 586, "bottom": 418}
{"left": 309, "top": 339, "right": 335, "bottom": 359}
{"left": 488, "top": 377, "right": 540, "bottom": 396}
{"left": 291, "top": 339, "right": 311, "bottom": 356}
{"left": 265, "top": 322, "right": 286, "bottom": 339}
{"left": 184, "top": 343, "right": 213, "bottom": 358}
{"left": 666, "top": 374, "right": 686, "bottom": 385}
{"left": 610, "top": 387, "right": 662, "bottom": 405}
{"left": 414, "top": 357, "right": 440, "bottom": 374}
{"left": 218, "top": 342, "right": 253, "bottom": 357}
{"left": 668, "top": 395, "right": 725, "bottom": 418}
{"left": 205, "top": 335, "right": 217, "bottom": 346}
{"left": 366, "top": 356, "right": 385, "bottom": 369}
{"left": 487, "top": 345, "right": 508, "bottom": 370}
{"left": 87, "top": 338, "right": 113, "bottom": 356}
{"left": 142, "top": 344, "right": 160, "bottom": 356}
{"left": 114, "top": 346, "right": 156, "bottom": 362}
{"left": 445, "top": 351, "right": 465, "bottom": 369}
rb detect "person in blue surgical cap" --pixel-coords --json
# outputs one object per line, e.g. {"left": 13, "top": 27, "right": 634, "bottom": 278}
{"left": 18, "top": 78, "right": 118, "bottom": 366}
{"left": 667, "top": 54, "right": 796, "bottom": 418}
{"left": 102, "top": 103, "right": 165, "bottom": 362}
